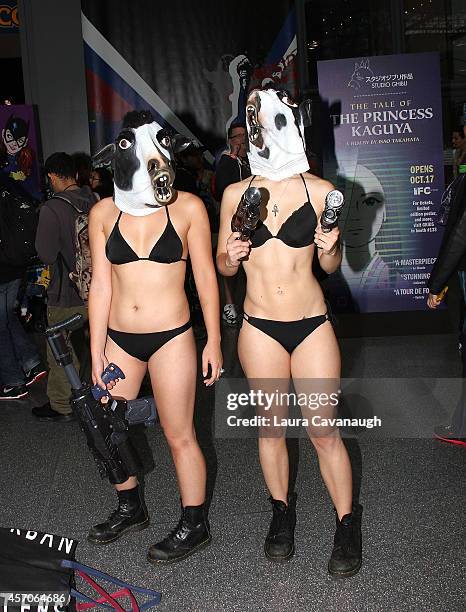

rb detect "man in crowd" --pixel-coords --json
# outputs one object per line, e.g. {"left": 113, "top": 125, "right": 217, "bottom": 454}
{"left": 215, "top": 123, "right": 250, "bottom": 326}
{"left": 427, "top": 166, "right": 466, "bottom": 447}
{"left": 0, "top": 220, "right": 46, "bottom": 400}
{"left": 33, "top": 152, "right": 97, "bottom": 422}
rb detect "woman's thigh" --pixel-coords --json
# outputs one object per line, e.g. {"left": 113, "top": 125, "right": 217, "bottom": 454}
{"left": 238, "top": 320, "right": 291, "bottom": 378}
{"left": 104, "top": 335, "right": 148, "bottom": 400}
{"left": 291, "top": 321, "right": 340, "bottom": 379}
{"left": 147, "top": 328, "right": 197, "bottom": 439}
{"left": 238, "top": 320, "right": 291, "bottom": 435}
{"left": 291, "top": 321, "right": 341, "bottom": 438}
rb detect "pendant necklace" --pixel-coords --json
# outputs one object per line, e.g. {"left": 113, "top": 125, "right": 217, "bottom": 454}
{"left": 270, "top": 177, "right": 292, "bottom": 217}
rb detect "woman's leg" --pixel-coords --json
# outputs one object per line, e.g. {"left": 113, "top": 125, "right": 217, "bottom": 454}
{"left": 292, "top": 321, "right": 362, "bottom": 577}
{"left": 147, "top": 327, "right": 211, "bottom": 564}
{"left": 87, "top": 335, "right": 148, "bottom": 545}
{"left": 291, "top": 320, "right": 352, "bottom": 517}
{"left": 238, "top": 319, "right": 291, "bottom": 502}
{"left": 238, "top": 320, "right": 297, "bottom": 562}
{"left": 147, "top": 327, "right": 204, "bottom": 505}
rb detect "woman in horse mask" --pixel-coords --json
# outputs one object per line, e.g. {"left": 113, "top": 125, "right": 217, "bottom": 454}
{"left": 217, "top": 89, "right": 362, "bottom": 577}
{"left": 88, "top": 110, "right": 222, "bottom": 564}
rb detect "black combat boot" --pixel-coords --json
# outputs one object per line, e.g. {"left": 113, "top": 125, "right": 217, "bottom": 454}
{"left": 264, "top": 492, "right": 297, "bottom": 562}
{"left": 87, "top": 486, "right": 149, "bottom": 545}
{"left": 147, "top": 503, "right": 211, "bottom": 564}
{"left": 328, "top": 503, "right": 363, "bottom": 578}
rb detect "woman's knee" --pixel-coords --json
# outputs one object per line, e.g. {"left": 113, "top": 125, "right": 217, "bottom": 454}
{"left": 164, "top": 429, "right": 198, "bottom": 454}
{"left": 259, "top": 435, "right": 287, "bottom": 452}
{"left": 309, "top": 431, "right": 343, "bottom": 454}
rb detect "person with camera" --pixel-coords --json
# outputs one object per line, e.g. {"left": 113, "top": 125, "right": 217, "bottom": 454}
{"left": 216, "top": 88, "right": 362, "bottom": 577}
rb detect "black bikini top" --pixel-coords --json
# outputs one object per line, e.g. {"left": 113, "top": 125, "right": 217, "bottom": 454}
{"left": 248, "top": 174, "right": 317, "bottom": 249}
{"left": 105, "top": 207, "right": 186, "bottom": 265}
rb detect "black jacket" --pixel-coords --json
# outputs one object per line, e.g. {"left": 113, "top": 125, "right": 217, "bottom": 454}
{"left": 35, "top": 186, "right": 96, "bottom": 307}
{"left": 215, "top": 154, "right": 250, "bottom": 201}
{"left": 428, "top": 175, "right": 466, "bottom": 294}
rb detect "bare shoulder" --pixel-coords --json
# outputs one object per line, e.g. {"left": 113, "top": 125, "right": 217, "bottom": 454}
{"left": 175, "top": 190, "right": 206, "bottom": 215}
{"left": 174, "top": 191, "right": 209, "bottom": 227}
{"left": 302, "top": 172, "right": 335, "bottom": 196}
{"left": 89, "top": 197, "right": 117, "bottom": 222}
{"left": 222, "top": 176, "right": 252, "bottom": 210}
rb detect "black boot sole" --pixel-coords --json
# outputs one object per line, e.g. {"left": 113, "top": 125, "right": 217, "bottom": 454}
{"left": 147, "top": 534, "right": 212, "bottom": 565}
{"left": 328, "top": 559, "right": 362, "bottom": 578}
{"left": 87, "top": 517, "right": 150, "bottom": 546}
{"left": 264, "top": 543, "right": 295, "bottom": 563}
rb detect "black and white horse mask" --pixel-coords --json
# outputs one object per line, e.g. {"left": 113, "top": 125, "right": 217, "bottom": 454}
{"left": 93, "top": 121, "right": 189, "bottom": 216}
{"left": 246, "top": 89, "right": 310, "bottom": 181}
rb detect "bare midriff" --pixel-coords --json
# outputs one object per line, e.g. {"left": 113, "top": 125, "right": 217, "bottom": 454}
{"left": 107, "top": 261, "right": 190, "bottom": 333}
{"left": 243, "top": 241, "right": 326, "bottom": 321}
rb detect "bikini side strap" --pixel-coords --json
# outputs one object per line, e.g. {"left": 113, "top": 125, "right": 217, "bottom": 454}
{"left": 248, "top": 175, "right": 256, "bottom": 187}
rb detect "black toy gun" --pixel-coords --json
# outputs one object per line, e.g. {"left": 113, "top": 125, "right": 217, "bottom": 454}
{"left": 321, "top": 189, "right": 345, "bottom": 232}
{"left": 231, "top": 186, "right": 261, "bottom": 240}
{"left": 46, "top": 314, "right": 157, "bottom": 484}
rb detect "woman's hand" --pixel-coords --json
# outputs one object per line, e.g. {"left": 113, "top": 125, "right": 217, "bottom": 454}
{"left": 226, "top": 232, "right": 251, "bottom": 267}
{"left": 202, "top": 340, "right": 223, "bottom": 386}
{"left": 91, "top": 352, "right": 119, "bottom": 393}
{"left": 314, "top": 224, "right": 340, "bottom": 255}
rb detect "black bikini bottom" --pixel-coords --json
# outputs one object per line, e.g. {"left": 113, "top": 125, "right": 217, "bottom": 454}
{"left": 107, "top": 321, "right": 192, "bottom": 362}
{"left": 243, "top": 312, "right": 329, "bottom": 355}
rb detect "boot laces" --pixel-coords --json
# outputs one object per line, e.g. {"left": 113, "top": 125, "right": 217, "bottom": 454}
{"left": 163, "top": 517, "right": 191, "bottom": 544}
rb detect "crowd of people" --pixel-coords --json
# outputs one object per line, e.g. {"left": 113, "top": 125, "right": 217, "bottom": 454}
{"left": 0, "top": 93, "right": 464, "bottom": 579}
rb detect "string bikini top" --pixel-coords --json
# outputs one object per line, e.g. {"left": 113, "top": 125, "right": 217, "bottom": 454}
{"left": 247, "top": 174, "right": 317, "bottom": 249}
{"left": 105, "top": 207, "right": 186, "bottom": 265}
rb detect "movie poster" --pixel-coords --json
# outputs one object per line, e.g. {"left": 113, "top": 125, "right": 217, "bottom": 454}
{"left": 317, "top": 52, "right": 444, "bottom": 313}
{"left": 0, "top": 104, "right": 42, "bottom": 200}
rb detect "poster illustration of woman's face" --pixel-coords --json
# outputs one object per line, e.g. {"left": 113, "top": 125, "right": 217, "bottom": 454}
{"left": 340, "top": 164, "right": 386, "bottom": 249}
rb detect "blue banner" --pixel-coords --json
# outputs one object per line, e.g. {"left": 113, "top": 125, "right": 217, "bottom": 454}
{"left": 317, "top": 52, "right": 444, "bottom": 313}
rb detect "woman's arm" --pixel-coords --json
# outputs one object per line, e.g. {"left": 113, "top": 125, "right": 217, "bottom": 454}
{"left": 88, "top": 203, "right": 113, "bottom": 389}
{"left": 186, "top": 195, "right": 223, "bottom": 385}
{"left": 216, "top": 183, "right": 251, "bottom": 276}
{"left": 313, "top": 179, "right": 342, "bottom": 274}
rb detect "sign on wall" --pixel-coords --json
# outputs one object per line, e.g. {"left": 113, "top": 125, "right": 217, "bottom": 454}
{"left": 317, "top": 52, "right": 444, "bottom": 313}
{"left": 0, "top": 104, "right": 42, "bottom": 200}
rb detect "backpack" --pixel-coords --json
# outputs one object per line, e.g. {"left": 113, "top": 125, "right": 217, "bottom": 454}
{"left": 54, "top": 195, "right": 91, "bottom": 303}
{"left": 0, "top": 188, "right": 38, "bottom": 267}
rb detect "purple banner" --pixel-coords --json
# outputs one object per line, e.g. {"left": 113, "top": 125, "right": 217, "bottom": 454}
{"left": 317, "top": 52, "right": 444, "bottom": 313}
{"left": 0, "top": 104, "right": 42, "bottom": 200}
